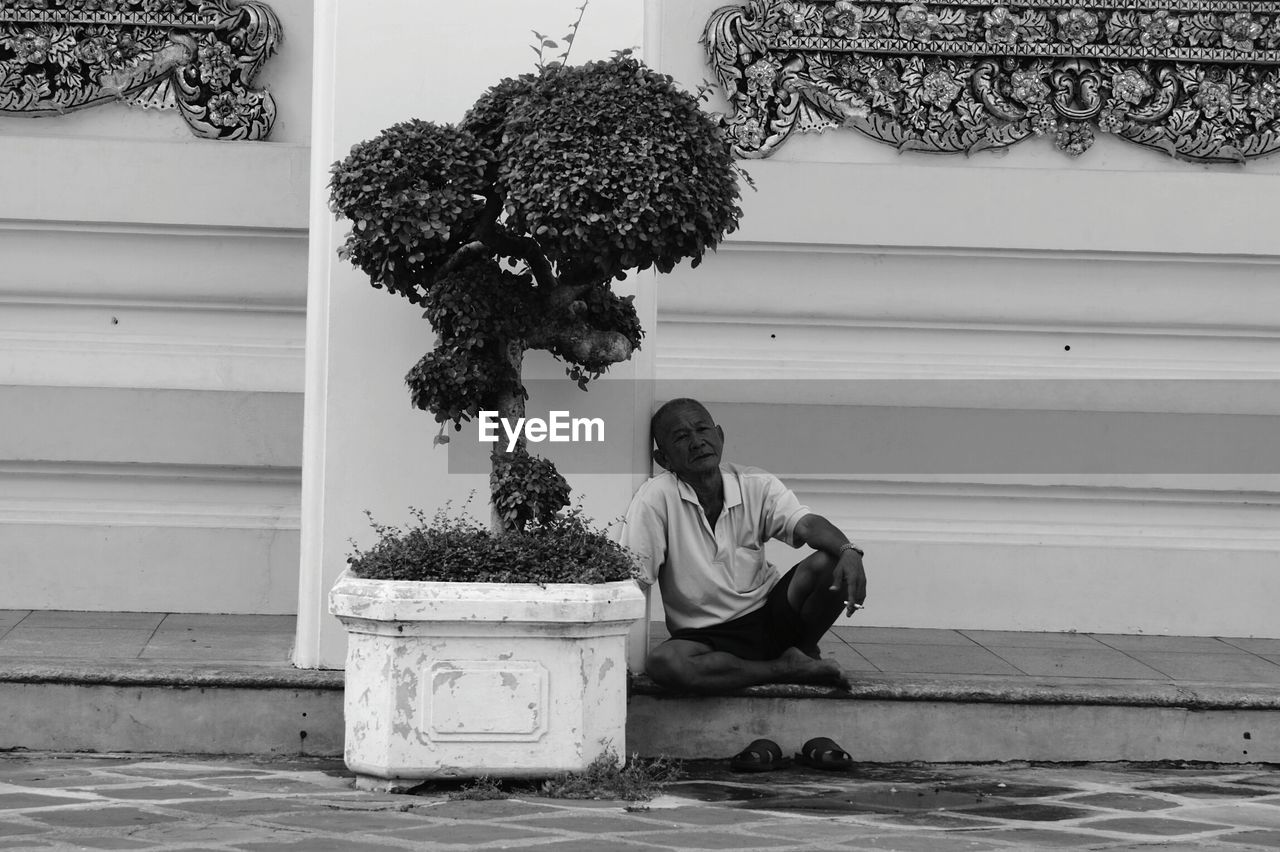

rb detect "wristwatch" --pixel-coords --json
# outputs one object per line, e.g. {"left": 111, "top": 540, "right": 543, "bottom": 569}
{"left": 838, "top": 542, "right": 864, "bottom": 558}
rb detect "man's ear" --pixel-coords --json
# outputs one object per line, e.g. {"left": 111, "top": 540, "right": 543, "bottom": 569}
{"left": 652, "top": 446, "right": 668, "bottom": 471}
{"left": 717, "top": 425, "right": 725, "bottom": 444}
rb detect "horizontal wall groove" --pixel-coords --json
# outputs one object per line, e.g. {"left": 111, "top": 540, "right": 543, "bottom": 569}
{"left": 0, "top": 298, "right": 306, "bottom": 391}
{"left": 731, "top": 161, "right": 1280, "bottom": 256}
{"left": 0, "top": 342, "right": 304, "bottom": 392}
{"left": 658, "top": 355, "right": 1280, "bottom": 381}
{"left": 0, "top": 505, "right": 301, "bottom": 531}
{"left": 789, "top": 478, "right": 1280, "bottom": 552}
{"left": 0, "top": 137, "right": 309, "bottom": 229}
{"left": 657, "top": 315, "right": 1280, "bottom": 381}
{"left": 0, "top": 223, "right": 308, "bottom": 312}
{"left": 814, "top": 521, "right": 1280, "bottom": 551}
{"left": 721, "top": 240, "right": 1280, "bottom": 266}
{"left": 660, "top": 313, "right": 1280, "bottom": 340}
{"left": 0, "top": 460, "right": 301, "bottom": 531}
{"left": 0, "top": 296, "right": 307, "bottom": 314}
{"left": 784, "top": 475, "right": 1280, "bottom": 506}
{"left": 0, "top": 219, "right": 307, "bottom": 239}
{"left": 0, "top": 460, "right": 302, "bottom": 483}
{"left": 0, "top": 335, "right": 303, "bottom": 357}
{"left": 0, "top": 385, "right": 303, "bottom": 467}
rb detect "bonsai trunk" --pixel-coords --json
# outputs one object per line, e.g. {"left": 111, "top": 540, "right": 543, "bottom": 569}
{"left": 488, "top": 340, "right": 525, "bottom": 532}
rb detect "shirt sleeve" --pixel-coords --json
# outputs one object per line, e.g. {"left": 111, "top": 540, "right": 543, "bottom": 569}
{"left": 618, "top": 487, "right": 666, "bottom": 589}
{"left": 760, "top": 473, "right": 811, "bottom": 547}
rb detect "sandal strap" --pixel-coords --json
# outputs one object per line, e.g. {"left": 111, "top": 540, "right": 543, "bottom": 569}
{"left": 800, "top": 736, "right": 851, "bottom": 763}
{"left": 734, "top": 738, "right": 782, "bottom": 762}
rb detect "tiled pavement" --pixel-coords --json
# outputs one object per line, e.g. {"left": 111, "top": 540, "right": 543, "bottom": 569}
{"left": 2, "top": 753, "right": 1280, "bottom": 850}
{"left": 0, "top": 612, "right": 296, "bottom": 667}
{"left": 651, "top": 622, "right": 1280, "bottom": 685}
{"left": 6, "top": 610, "right": 1280, "bottom": 687}
{"left": 5, "top": 611, "right": 1280, "bottom": 848}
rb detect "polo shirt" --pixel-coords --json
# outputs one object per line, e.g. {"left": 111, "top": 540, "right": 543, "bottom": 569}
{"left": 620, "top": 463, "right": 811, "bottom": 631}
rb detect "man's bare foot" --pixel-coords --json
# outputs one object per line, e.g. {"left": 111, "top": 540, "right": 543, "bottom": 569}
{"left": 779, "top": 647, "right": 850, "bottom": 690}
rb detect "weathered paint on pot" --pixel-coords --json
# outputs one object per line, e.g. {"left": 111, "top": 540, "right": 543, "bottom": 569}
{"left": 329, "top": 572, "right": 645, "bottom": 785}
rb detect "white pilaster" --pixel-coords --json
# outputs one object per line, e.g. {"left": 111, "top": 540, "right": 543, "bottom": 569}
{"left": 297, "top": 1, "right": 649, "bottom": 668}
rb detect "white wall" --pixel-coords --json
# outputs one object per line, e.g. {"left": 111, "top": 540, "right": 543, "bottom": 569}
{"left": 297, "top": 0, "right": 650, "bottom": 668}
{"left": 0, "top": 0, "right": 313, "bottom": 612}
{"left": 300, "top": 0, "right": 1280, "bottom": 661}
{"left": 650, "top": 0, "right": 1280, "bottom": 637}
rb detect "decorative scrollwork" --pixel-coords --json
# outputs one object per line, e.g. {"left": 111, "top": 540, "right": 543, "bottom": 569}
{"left": 704, "top": 0, "right": 1280, "bottom": 161}
{"left": 0, "top": 0, "right": 281, "bottom": 140}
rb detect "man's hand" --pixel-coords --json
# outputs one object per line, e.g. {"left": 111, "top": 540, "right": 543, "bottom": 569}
{"left": 830, "top": 550, "right": 867, "bottom": 618}
{"left": 793, "top": 513, "right": 869, "bottom": 618}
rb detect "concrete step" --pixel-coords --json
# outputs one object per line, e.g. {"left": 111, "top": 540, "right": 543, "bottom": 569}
{"left": 627, "top": 674, "right": 1280, "bottom": 763}
{"left": 0, "top": 612, "right": 339, "bottom": 756}
{"left": 6, "top": 663, "right": 1279, "bottom": 764}
{"left": 4, "top": 613, "right": 1280, "bottom": 763}
{"left": 0, "top": 660, "right": 343, "bottom": 756}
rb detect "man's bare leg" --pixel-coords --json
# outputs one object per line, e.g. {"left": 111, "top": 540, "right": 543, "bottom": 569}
{"left": 787, "top": 551, "right": 850, "bottom": 654}
{"left": 646, "top": 639, "right": 849, "bottom": 692}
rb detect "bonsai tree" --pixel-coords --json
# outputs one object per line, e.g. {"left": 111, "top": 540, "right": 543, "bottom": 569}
{"left": 329, "top": 52, "right": 742, "bottom": 534}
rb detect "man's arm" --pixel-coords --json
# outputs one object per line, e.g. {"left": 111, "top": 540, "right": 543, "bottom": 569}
{"left": 619, "top": 492, "right": 665, "bottom": 590}
{"left": 792, "top": 513, "right": 867, "bottom": 617}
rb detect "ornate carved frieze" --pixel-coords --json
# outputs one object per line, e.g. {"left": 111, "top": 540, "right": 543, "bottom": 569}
{"left": 704, "top": 0, "right": 1280, "bottom": 160}
{"left": 0, "top": 0, "right": 281, "bottom": 140}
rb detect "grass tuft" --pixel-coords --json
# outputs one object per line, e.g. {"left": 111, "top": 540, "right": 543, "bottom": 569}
{"left": 539, "top": 751, "right": 683, "bottom": 802}
{"left": 439, "top": 751, "right": 682, "bottom": 803}
{"left": 448, "top": 775, "right": 508, "bottom": 800}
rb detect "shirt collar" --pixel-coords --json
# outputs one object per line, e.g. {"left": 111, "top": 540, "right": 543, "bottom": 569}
{"left": 674, "top": 465, "right": 742, "bottom": 510}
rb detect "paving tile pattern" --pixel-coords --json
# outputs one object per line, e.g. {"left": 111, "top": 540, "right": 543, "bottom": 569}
{"left": 8, "top": 610, "right": 1280, "bottom": 690}
{"left": 5, "top": 611, "right": 1280, "bottom": 849}
{"left": 0, "top": 611, "right": 295, "bottom": 667}
{"left": 2, "top": 754, "right": 1280, "bottom": 850}
{"left": 654, "top": 622, "right": 1280, "bottom": 689}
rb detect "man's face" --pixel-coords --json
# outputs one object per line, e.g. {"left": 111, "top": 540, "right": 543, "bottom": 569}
{"left": 653, "top": 404, "right": 724, "bottom": 480}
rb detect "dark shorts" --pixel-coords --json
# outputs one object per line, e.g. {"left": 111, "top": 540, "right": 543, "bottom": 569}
{"left": 668, "top": 566, "right": 806, "bottom": 661}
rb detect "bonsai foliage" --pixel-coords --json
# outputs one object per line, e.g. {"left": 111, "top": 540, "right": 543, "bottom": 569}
{"left": 330, "top": 53, "right": 742, "bottom": 532}
{"left": 348, "top": 507, "right": 636, "bottom": 584}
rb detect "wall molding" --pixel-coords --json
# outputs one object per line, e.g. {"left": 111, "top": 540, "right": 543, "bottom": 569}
{"left": 719, "top": 240, "right": 1280, "bottom": 266}
{"left": 0, "top": 136, "right": 309, "bottom": 229}
{"left": 784, "top": 475, "right": 1280, "bottom": 552}
{"left": 663, "top": 311, "right": 1280, "bottom": 340}
{"left": 1, "top": 385, "right": 302, "bottom": 467}
{"left": 0, "top": 224, "right": 307, "bottom": 306}
{"left": 658, "top": 314, "right": 1280, "bottom": 381}
{"left": 730, "top": 161, "right": 1280, "bottom": 256}
{"left": 0, "top": 461, "right": 300, "bottom": 531}
{"left": 0, "top": 296, "right": 304, "bottom": 392}
{"left": 0, "top": 219, "right": 306, "bottom": 239}
{"left": 0, "top": 294, "right": 305, "bottom": 313}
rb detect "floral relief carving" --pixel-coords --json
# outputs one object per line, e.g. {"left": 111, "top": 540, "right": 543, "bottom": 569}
{"left": 704, "top": 0, "right": 1280, "bottom": 161}
{"left": 0, "top": 0, "right": 281, "bottom": 140}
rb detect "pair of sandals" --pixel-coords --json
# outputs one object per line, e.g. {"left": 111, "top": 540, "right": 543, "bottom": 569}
{"left": 730, "top": 736, "right": 853, "bottom": 773}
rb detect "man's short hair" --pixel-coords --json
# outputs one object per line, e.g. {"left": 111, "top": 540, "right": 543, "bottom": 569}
{"left": 650, "top": 398, "right": 713, "bottom": 449}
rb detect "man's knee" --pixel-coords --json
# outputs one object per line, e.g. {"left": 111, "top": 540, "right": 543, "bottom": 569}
{"left": 797, "top": 550, "right": 837, "bottom": 585}
{"left": 645, "top": 643, "right": 682, "bottom": 686}
{"left": 645, "top": 641, "right": 701, "bottom": 689}
{"left": 787, "top": 550, "right": 842, "bottom": 614}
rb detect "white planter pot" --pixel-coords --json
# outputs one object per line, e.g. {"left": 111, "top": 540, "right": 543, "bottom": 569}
{"left": 329, "top": 571, "right": 646, "bottom": 787}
